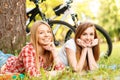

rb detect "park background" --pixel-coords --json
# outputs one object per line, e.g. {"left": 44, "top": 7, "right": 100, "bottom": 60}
{"left": 23, "top": 0, "right": 120, "bottom": 79}
{"left": 0, "top": 0, "right": 120, "bottom": 79}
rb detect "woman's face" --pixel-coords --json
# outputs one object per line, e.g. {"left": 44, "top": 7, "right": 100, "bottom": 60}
{"left": 37, "top": 24, "right": 53, "bottom": 46}
{"left": 80, "top": 26, "right": 95, "bottom": 44}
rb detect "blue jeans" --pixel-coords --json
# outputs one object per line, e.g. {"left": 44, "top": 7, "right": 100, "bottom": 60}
{"left": 0, "top": 51, "right": 13, "bottom": 68}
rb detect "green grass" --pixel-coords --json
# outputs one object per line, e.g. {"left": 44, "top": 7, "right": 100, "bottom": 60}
{"left": 13, "top": 41, "right": 120, "bottom": 80}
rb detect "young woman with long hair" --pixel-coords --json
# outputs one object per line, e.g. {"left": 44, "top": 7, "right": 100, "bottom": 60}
{"left": 58, "top": 22, "right": 100, "bottom": 73}
{"left": 0, "top": 21, "right": 64, "bottom": 77}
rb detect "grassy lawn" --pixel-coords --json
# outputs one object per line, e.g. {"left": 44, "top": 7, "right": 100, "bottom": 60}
{"left": 51, "top": 41, "right": 120, "bottom": 80}
{"left": 14, "top": 41, "right": 119, "bottom": 80}
{"left": 1, "top": 41, "right": 117, "bottom": 80}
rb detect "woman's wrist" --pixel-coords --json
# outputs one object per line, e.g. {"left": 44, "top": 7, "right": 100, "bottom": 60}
{"left": 52, "top": 50, "right": 58, "bottom": 57}
{"left": 53, "top": 54, "right": 58, "bottom": 59}
{"left": 82, "top": 48, "right": 88, "bottom": 54}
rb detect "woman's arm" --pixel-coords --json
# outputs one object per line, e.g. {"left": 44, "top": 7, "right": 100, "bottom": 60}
{"left": 87, "top": 48, "right": 98, "bottom": 70}
{"left": 43, "top": 42, "right": 65, "bottom": 70}
{"left": 65, "top": 48, "right": 77, "bottom": 71}
{"left": 65, "top": 47, "right": 87, "bottom": 72}
{"left": 51, "top": 48, "right": 65, "bottom": 70}
{"left": 77, "top": 48, "right": 88, "bottom": 72}
{"left": 21, "top": 47, "right": 40, "bottom": 77}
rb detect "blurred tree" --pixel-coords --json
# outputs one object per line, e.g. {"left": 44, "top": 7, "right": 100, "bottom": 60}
{"left": 0, "top": 0, "right": 26, "bottom": 54}
{"left": 72, "top": 0, "right": 120, "bottom": 41}
{"left": 98, "top": 0, "right": 120, "bottom": 41}
{"left": 26, "top": 0, "right": 120, "bottom": 41}
{"left": 72, "top": 0, "right": 97, "bottom": 22}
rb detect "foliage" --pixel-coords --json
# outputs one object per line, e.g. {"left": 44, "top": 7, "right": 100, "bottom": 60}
{"left": 72, "top": 0, "right": 96, "bottom": 21}
{"left": 26, "top": 0, "right": 120, "bottom": 40}
{"left": 72, "top": 0, "right": 120, "bottom": 41}
{"left": 98, "top": 0, "right": 120, "bottom": 40}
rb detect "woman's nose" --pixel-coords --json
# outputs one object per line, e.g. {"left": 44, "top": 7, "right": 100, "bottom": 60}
{"left": 86, "top": 35, "right": 92, "bottom": 40}
{"left": 44, "top": 32, "right": 48, "bottom": 36}
{"left": 45, "top": 32, "right": 51, "bottom": 37}
{"left": 86, "top": 35, "right": 90, "bottom": 39}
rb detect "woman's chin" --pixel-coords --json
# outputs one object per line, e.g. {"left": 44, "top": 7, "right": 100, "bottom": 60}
{"left": 42, "top": 43, "right": 49, "bottom": 46}
{"left": 39, "top": 42, "right": 49, "bottom": 46}
{"left": 43, "top": 42, "right": 51, "bottom": 45}
{"left": 85, "top": 42, "right": 91, "bottom": 44}
{"left": 85, "top": 43, "right": 92, "bottom": 46}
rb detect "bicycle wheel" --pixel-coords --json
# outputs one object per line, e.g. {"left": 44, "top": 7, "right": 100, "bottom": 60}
{"left": 66, "top": 24, "right": 112, "bottom": 57}
{"left": 95, "top": 24, "right": 112, "bottom": 57}
{"left": 48, "top": 20, "right": 75, "bottom": 46}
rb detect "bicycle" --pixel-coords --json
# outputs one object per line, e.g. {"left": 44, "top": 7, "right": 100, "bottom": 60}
{"left": 26, "top": 0, "right": 112, "bottom": 57}
{"left": 26, "top": 0, "right": 75, "bottom": 46}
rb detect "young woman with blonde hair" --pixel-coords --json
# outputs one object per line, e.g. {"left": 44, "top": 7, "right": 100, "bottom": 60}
{"left": 0, "top": 21, "right": 64, "bottom": 77}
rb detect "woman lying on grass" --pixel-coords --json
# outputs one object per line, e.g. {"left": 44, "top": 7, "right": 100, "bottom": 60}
{"left": 58, "top": 22, "right": 100, "bottom": 74}
{"left": 0, "top": 21, "right": 64, "bottom": 77}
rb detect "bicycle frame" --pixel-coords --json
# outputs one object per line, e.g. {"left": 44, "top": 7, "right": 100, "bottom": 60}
{"left": 47, "top": 0, "right": 79, "bottom": 34}
{"left": 26, "top": 0, "right": 77, "bottom": 34}
{"left": 26, "top": 0, "right": 113, "bottom": 57}
{"left": 26, "top": 4, "right": 47, "bottom": 25}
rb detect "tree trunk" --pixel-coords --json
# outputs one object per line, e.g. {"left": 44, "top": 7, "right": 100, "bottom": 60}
{"left": 0, "top": 0, "right": 26, "bottom": 54}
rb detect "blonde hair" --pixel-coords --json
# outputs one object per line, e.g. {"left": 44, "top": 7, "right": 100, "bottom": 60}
{"left": 30, "top": 20, "right": 53, "bottom": 70}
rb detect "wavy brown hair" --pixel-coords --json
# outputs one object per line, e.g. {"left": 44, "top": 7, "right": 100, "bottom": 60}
{"left": 30, "top": 21, "right": 53, "bottom": 70}
{"left": 74, "top": 22, "right": 100, "bottom": 69}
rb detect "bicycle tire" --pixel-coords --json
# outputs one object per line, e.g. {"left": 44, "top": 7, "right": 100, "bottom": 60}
{"left": 95, "top": 24, "right": 112, "bottom": 57}
{"left": 26, "top": 12, "right": 76, "bottom": 45}
{"left": 48, "top": 20, "right": 75, "bottom": 46}
{"left": 66, "top": 24, "right": 112, "bottom": 57}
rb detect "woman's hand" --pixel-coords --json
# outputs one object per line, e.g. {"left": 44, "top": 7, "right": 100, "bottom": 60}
{"left": 87, "top": 39, "right": 98, "bottom": 48}
{"left": 77, "top": 39, "right": 98, "bottom": 48}
{"left": 43, "top": 42, "right": 56, "bottom": 52}
{"left": 91, "top": 39, "right": 98, "bottom": 47}
{"left": 43, "top": 42, "right": 58, "bottom": 61}
{"left": 77, "top": 39, "right": 87, "bottom": 48}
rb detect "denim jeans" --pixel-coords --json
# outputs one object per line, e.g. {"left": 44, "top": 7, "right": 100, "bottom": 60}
{"left": 0, "top": 51, "right": 13, "bottom": 68}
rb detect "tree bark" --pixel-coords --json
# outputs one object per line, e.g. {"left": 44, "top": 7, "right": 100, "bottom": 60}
{"left": 0, "top": 0, "right": 26, "bottom": 54}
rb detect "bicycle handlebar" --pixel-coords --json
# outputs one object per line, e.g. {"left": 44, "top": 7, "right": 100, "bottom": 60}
{"left": 29, "top": 0, "right": 75, "bottom": 18}
{"left": 53, "top": 0, "right": 73, "bottom": 16}
{"left": 66, "top": 0, "right": 73, "bottom": 4}
{"left": 53, "top": 4, "right": 68, "bottom": 16}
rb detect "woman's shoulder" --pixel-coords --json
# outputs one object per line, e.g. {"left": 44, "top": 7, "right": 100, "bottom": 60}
{"left": 65, "top": 39, "right": 75, "bottom": 44}
{"left": 63, "top": 38, "right": 76, "bottom": 53}
{"left": 64, "top": 39, "right": 76, "bottom": 48}
{"left": 22, "top": 43, "right": 33, "bottom": 50}
{"left": 19, "top": 43, "right": 35, "bottom": 56}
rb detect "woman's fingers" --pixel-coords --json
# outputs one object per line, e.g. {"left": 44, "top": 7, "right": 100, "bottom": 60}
{"left": 43, "top": 42, "right": 55, "bottom": 51}
{"left": 91, "top": 39, "right": 98, "bottom": 47}
{"left": 77, "top": 39, "right": 87, "bottom": 48}
{"left": 77, "top": 39, "right": 98, "bottom": 48}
